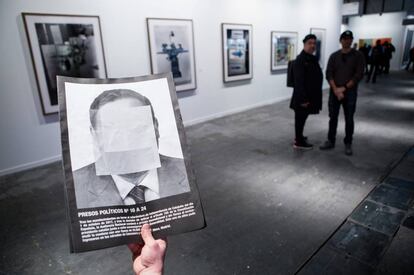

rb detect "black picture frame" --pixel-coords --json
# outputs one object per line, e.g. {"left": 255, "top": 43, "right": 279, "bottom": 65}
{"left": 221, "top": 23, "right": 253, "bottom": 83}
{"left": 147, "top": 18, "right": 197, "bottom": 92}
{"left": 22, "top": 12, "right": 107, "bottom": 115}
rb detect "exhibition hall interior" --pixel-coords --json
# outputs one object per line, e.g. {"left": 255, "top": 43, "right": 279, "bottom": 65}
{"left": 1, "top": 0, "right": 414, "bottom": 274}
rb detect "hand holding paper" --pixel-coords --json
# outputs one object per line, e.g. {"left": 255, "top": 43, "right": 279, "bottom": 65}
{"left": 129, "top": 224, "right": 167, "bottom": 275}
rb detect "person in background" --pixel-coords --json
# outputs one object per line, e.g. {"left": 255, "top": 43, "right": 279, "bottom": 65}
{"left": 366, "top": 45, "right": 372, "bottom": 74}
{"left": 366, "top": 40, "right": 383, "bottom": 83}
{"left": 129, "top": 224, "right": 167, "bottom": 275}
{"left": 405, "top": 46, "right": 414, "bottom": 72}
{"left": 290, "top": 34, "right": 323, "bottom": 150}
{"left": 320, "top": 30, "right": 364, "bottom": 156}
{"left": 352, "top": 43, "right": 358, "bottom": 50}
{"left": 382, "top": 41, "right": 395, "bottom": 74}
{"left": 358, "top": 43, "right": 369, "bottom": 74}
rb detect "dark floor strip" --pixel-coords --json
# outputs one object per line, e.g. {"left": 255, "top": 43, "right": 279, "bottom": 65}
{"left": 295, "top": 146, "right": 414, "bottom": 275}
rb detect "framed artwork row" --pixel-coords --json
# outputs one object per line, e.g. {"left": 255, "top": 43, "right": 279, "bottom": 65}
{"left": 22, "top": 12, "right": 326, "bottom": 115}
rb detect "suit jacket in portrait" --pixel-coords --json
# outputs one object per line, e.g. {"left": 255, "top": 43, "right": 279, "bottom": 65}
{"left": 72, "top": 155, "right": 190, "bottom": 209}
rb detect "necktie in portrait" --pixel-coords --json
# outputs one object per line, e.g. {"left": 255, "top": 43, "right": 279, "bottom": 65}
{"left": 128, "top": 185, "right": 146, "bottom": 204}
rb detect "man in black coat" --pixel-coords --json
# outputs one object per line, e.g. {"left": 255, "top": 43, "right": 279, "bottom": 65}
{"left": 320, "top": 30, "right": 365, "bottom": 155}
{"left": 290, "top": 34, "right": 323, "bottom": 150}
{"left": 382, "top": 41, "right": 395, "bottom": 74}
{"left": 358, "top": 43, "right": 369, "bottom": 74}
{"left": 366, "top": 40, "right": 383, "bottom": 83}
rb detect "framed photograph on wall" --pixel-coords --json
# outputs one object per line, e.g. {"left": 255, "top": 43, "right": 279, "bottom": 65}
{"left": 271, "top": 31, "right": 298, "bottom": 71}
{"left": 22, "top": 13, "right": 107, "bottom": 115}
{"left": 310, "top": 28, "right": 326, "bottom": 68}
{"left": 222, "top": 23, "right": 253, "bottom": 82}
{"left": 147, "top": 18, "right": 197, "bottom": 92}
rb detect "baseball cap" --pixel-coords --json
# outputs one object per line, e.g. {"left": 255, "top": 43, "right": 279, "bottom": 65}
{"left": 340, "top": 30, "right": 353, "bottom": 40}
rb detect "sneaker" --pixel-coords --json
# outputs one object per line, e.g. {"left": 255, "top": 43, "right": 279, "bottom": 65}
{"left": 293, "top": 141, "right": 313, "bottom": 150}
{"left": 294, "top": 136, "right": 308, "bottom": 142}
{"left": 345, "top": 144, "right": 353, "bottom": 156}
{"left": 319, "top": 140, "right": 335, "bottom": 150}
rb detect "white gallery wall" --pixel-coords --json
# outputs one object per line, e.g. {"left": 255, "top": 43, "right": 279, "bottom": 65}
{"left": 0, "top": 0, "right": 342, "bottom": 175}
{"left": 347, "top": 12, "right": 407, "bottom": 70}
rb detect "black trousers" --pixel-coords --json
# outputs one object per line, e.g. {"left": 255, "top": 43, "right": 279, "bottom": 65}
{"left": 367, "top": 63, "right": 379, "bottom": 82}
{"left": 364, "top": 62, "right": 369, "bottom": 74}
{"left": 384, "top": 58, "right": 391, "bottom": 74}
{"left": 327, "top": 90, "right": 357, "bottom": 145}
{"left": 295, "top": 107, "right": 309, "bottom": 143}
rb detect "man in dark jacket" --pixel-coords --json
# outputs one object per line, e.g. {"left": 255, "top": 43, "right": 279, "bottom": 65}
{"left": 320, "top": 30, "right": 365, "bottom": 155}
{"left": 358, "top": 43, "right": 369, "bottom": 73}
{"left": 290, "top": 34, "right": 323, "bottom": 150}
{"left": 366, "top": 40, "right": 382, "bottom": 83}
{"left": 383, "top": 41, "right": 395, "bottom": 74}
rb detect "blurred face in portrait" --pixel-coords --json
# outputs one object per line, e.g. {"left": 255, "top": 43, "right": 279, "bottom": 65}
{"left": 90, "top": 93, "right": 161, "bottom": 176}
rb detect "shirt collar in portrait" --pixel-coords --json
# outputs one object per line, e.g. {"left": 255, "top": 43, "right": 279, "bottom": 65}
{"left": 111, "top": 169, "right": 160, "bottom": 200}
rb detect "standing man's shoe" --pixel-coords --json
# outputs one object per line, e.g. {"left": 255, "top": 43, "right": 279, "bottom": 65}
{"left": 345, "top": 144, "right": 353, "bottom": 156}
{"left": 293, "top": 140, "right": 313, "bottom": 150}
{"left": 319, "top": 140, "right": 335, "bottom": 150}
{"left": 294, "top": 136, "right": 308, "bottom": 143}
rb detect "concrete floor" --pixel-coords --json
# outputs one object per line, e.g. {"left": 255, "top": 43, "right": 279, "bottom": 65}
{"left": 0, "top": 71, "right": 413, "bottom": 275}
